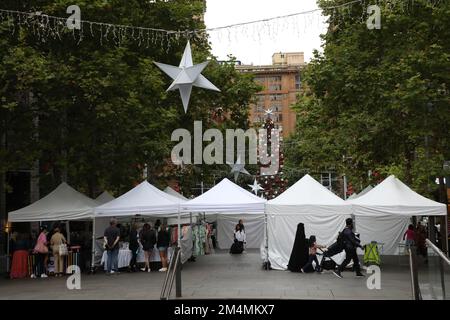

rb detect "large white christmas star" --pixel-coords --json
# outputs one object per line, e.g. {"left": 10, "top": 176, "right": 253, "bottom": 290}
{"left": 228, "top": 155, "right": 250, "bottom": 182}
{"left": 248, "top": 179, "right": 264, "bottom": 195}
{"left": 154, "top": 41, "right": 220, "bottom": 113}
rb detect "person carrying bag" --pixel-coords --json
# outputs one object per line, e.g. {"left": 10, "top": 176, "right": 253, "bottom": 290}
{"left": 50, "top": 227, "right": 67, "bottom": 277}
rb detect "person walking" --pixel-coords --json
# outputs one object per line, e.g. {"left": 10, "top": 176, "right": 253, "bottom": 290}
{"left": 333, "top": 218, "right": 364, "bottom": 278}
{"left": 415, "top": 222, "right": 428, "bottom": 263}
{"left": 140, "top": 223, "right": 156, "bottom": 272}
{"left": 301, "top": 235, "right": 326, "bottom": 273}
{"left": 104, "top": 218, "right": 120, "bottom": 275}
{"left": 157, "top": 221, "right": 170, "bottom": 272}
{"left": 50, "top": 227, "right": 67, "bottom": 277}
{"left": 33, "top": 226, "right": 49, "bottom": 278}
{"left": 129, "top": 223, "right": 140, "bottom": 272}
{"left": 403, "top": 224, "right": 415, "bottom": 251}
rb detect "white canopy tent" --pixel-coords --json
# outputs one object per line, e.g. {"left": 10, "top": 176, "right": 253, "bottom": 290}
{"left": 164, "top": 186, "right": 188, "bottom": 201}
{"left": 266, "top": 174, "right": 352, "bottom": 270}
{"left": 95, "top": 191, "right": 115, "bottom": 204}
{"left": 347, "top": 185, "right": 373, "bottom": 200}
{"left": 93, "top": 180, "right": 186, "bottom": 268}
{"left": 8, "top": 182, "right": 99, "bottom": 222}
{"left": 181, "top": 178, "right": 266, "bottom": 249}
{"left": 95, "top": 181, "right": 182, "bottom": 217}
{"left": 349, "top": 175, "right": 447, "bottom": 255}
{"left": 163, "top": 187, "right": 191, "bottom": 225}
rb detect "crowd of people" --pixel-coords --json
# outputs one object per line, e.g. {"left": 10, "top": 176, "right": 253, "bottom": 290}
{"left": 103, "top": 218, "right": 171, "bottom": 275}
{"left": 9, "top": 224, "right": 70, "bottom": 279}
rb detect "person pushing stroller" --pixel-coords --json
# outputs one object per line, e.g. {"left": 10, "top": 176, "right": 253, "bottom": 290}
{"left": 333, "top": 218, "right": 365, "bottom": 278}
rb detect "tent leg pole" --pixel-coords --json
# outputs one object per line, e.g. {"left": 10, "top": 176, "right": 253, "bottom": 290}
{"left": 91, "top": 218, "right": 95, "bottom": 274}
{"left": 444, "top": 214, "right": 449, "bottom": 257}
{"left": 265, "top": 212, "right": 269, "bottom": 271}
{"left": 178, "top": 208, "right": 181, "bottom": 248}
{"left": 6, "top": 230, "right": 10, "bottom": 273}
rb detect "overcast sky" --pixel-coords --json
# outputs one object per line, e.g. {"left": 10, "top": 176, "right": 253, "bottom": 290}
{"left": 204, "top": 0, "right": 328, "bottom": 65}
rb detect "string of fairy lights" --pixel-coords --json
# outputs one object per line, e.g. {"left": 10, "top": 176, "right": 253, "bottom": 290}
{"left": 0, "top": 0, "right": 442, "bottom": 49}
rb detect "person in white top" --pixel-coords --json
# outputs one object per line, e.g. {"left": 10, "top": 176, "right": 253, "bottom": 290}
{"left": 234, "top": 225, "right": 246, "bottom": 242}
{"left": 230, "top": 224, "right": 246, "bottom": 254}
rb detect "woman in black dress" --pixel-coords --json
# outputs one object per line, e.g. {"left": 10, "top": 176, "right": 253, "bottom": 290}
{"left": 287, "top": 223, "right": 309, "bottom": 272}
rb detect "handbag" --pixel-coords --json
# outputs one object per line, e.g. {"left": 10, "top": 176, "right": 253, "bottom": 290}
{"left": 59, "top": 243, "right": 68, "bottom": 256}
{"left": 34, "top": 242, "right": 48, "bottom": 254}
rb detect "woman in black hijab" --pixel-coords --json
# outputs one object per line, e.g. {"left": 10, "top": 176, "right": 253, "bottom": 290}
{"left": 287, "top": 223, "right": 309, "bottom": 272}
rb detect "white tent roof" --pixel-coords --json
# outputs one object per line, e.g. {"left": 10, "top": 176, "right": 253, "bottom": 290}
{"left": 8, "top": 182, "right": 98, "bottom": 222}
{"left": 181, "top": 178, "right": 266, "bottom": 214}
{"left": 164, "top": 186, "right": 188, "bottom": 201}
{"left": 349, "top": 175, "right": 446, "bottom": 216}
{"left": 95, "top": 181, "right": 180, "bottom": 217}
{"left": 346, "top": 185, "right": 373, "bottom": 201}
{"left": 95, "top": 191, "right": 115, "bottom": 204}
{"left": 267, "top": 174, "right": 351, "bottom": 215}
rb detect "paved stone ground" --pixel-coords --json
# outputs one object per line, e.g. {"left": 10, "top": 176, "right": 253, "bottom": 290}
{"left": 0, "top": 250, "right": 413, "bottom": 300}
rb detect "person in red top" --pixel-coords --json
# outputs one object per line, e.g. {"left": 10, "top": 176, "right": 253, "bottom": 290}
{"left": 403, "top": 224, "right": 415, "bottom": 250}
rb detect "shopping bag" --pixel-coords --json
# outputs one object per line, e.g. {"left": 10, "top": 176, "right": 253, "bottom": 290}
{"left": 59, "top": 243, "right": 68, "bottom": 256}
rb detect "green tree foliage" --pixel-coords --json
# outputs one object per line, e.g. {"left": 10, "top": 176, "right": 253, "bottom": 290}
{"left": 285, "top": 0, "right": 450, "bottom": 196}
{"left": 0, "top": 0, "right": 260, "bottom": 198}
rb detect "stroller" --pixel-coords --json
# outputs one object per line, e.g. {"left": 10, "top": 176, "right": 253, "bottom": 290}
{"left": 316, "top": 241, "right": 344, "bottom": 272}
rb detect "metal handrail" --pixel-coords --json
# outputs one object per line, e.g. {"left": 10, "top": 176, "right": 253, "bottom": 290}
{"left": 160, "top": 247, "right": 181, "bottom": 300}
{"left": 426, "top": 239, "right": 450, "bottom": 266}
{"left": 408, "top": 248, "right": 421, "bottom": 300}
{"left": 167, "top": 248, "right": 181, "bottom": 298}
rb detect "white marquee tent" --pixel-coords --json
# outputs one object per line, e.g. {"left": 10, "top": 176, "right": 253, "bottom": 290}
{"left": 349, "top": 175, "right": 447, "bottom": 255}
{"left": 347, "top": 185, "right": 373, "bottom": 200}
{"left": 163, "top": 186, "right": 192, "bottom": 225}
{"left": 164, "top": 186, "right": 188, "bottom": 201}
{"left": 266, "top": 174, "right": 352, "bottom": 270}
{"left": 93, "top": 181, "right": 188, "bottom": 267}
{"left": 95, "top": 191, "right": 115, "bottom": 204}
{"left": 181, "top": 178, "right": 266, "bottom": 249}
{"left": 8, "top": 182, "right": 99, "bottom": 222}
{"left": 95, "top": 181, "right": 182, "bottom": 217}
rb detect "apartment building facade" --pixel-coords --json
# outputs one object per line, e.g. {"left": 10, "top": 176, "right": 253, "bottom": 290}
{"left": 236, "top": 52, "right": 305, "bottom": 137}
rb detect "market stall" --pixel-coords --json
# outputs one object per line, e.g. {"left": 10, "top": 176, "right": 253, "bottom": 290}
{"left": 8, "top": 182, "right": 99, "bottom": 274}
{"left": 348, "top": 175, "right": 447, "bottom": 255}
{"left": 181, "top": 178, "right": 266, "bottom": 250}
{"left": 93, "top": 180, "right": 192, "bottom": 269}
{"left": 266, "top": 174, "right": 352, "bottom": 270}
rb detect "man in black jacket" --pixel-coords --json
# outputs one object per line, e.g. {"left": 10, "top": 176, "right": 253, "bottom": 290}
{"left": 333, "top": 218, "right": 364, "bottom": 278}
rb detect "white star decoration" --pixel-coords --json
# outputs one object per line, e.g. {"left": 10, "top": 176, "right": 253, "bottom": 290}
{"left": 228, "top": 155, "right": 250, "bottom": 182}
{"left": 248, "top": 179, "right": 264, "bottom": 195}
{"left": 265, "top": 108, "right": 274, "bottom": 116}
{"left": 154, "top": 41, "right": 221, "bottom": 113}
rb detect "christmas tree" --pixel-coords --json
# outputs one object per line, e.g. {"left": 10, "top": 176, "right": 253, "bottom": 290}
{"left": 258, "top": 111, "right": 288, "bottom": 199}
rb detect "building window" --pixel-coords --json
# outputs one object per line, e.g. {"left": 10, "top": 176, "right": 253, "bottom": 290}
{"left": 268, "top": 76, "right": 282, "bottom": 83}
{"left": 269, "top": 84, "right": 282, "bottom": 91}
{"left": 255, "top": 77, "right": 265, "bottom": 84}
{"left": 295, "top": 74, "right": 301, "bottom": 90}
{"left": 270, "top": 94, "right": 284, "bottom": 101}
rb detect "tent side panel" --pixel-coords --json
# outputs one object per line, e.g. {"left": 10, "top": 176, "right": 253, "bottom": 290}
{"left": 268, "top": 213, "right": 347, "bottom": 270}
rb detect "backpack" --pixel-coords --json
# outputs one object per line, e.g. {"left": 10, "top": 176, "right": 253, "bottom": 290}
{"left": 337, "top": 232, "right": 345, "bottom": 247}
